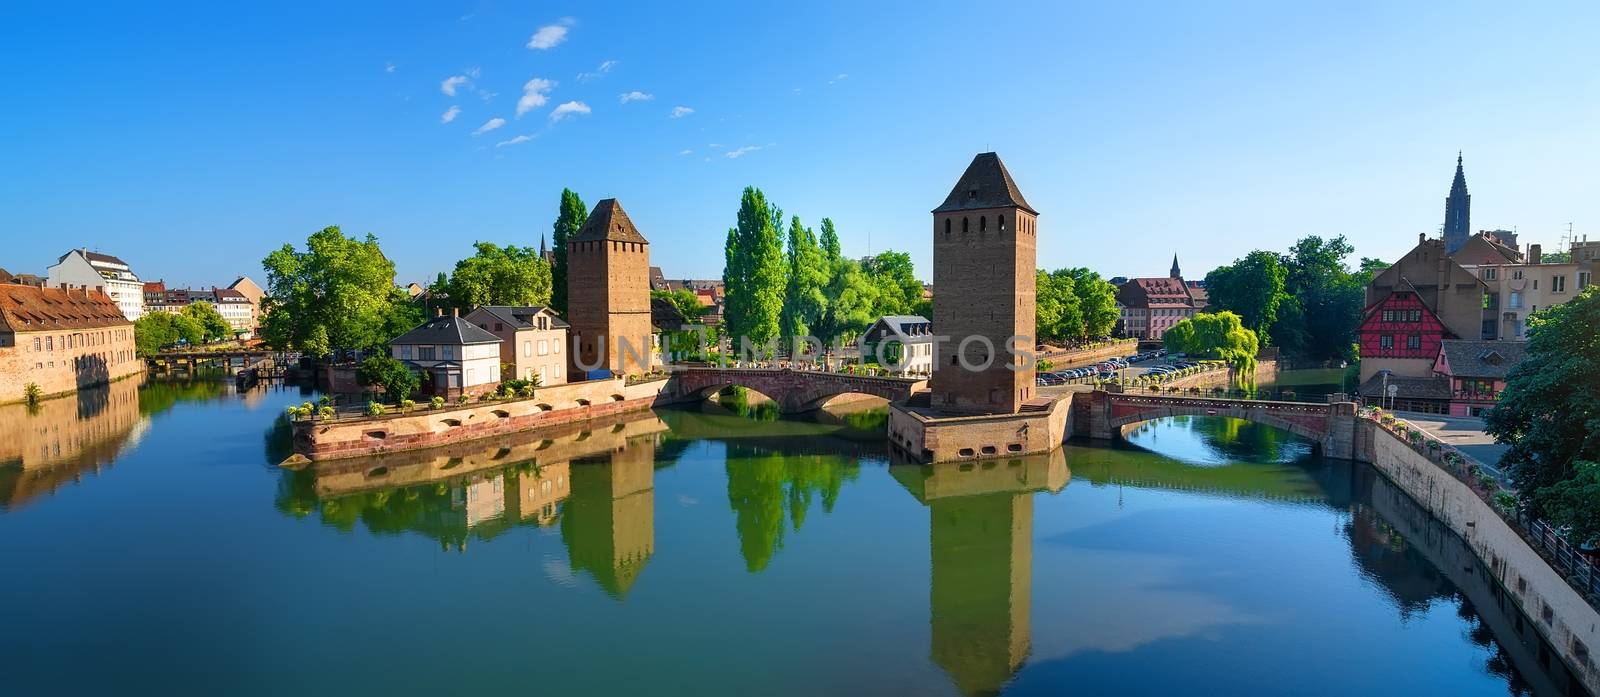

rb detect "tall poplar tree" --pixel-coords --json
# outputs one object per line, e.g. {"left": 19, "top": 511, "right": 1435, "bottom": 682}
{"left": 780, "top": 215, "right": 828, "bottom": 347}
{"left": 550, "top": 188, "right": 587, "bottom": 317}
{"left": 721, "top": 187, "right": 786, "bottom": 353}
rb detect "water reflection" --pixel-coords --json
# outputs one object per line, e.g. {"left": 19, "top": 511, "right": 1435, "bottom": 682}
{"left": 0, "top": 378, "right": 145, "bottom": 510}
{"left": 892, "top": 453, "right": 1068, "bottom": 696}
{"left": 1122, "top": 415, "right": 1311, "bottom": 466}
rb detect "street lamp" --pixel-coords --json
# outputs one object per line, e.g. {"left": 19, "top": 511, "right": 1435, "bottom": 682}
{"left": 1377, "top": 369, "right": 1393, "bottom": 411}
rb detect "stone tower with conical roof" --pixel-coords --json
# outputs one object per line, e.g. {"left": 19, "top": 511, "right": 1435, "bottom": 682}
{"left": 930, "top": 153, "right": 1037, "bottom": 415}
{"left": 1443, "top": 153, "right": 1471, "bottom": 255}
{"left": 566, "top": 199, "right": 654, "bottom": 377}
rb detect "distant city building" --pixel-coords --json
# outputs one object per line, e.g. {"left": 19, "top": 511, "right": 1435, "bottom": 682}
{"left": 648, "top": 266, "right": 666, "bottom": 291}
{"left": 566, "top": 199, "right": 654, "bottom": 378}
{"left": 1116, "top": 270, "right": 1200, "bottom": 341}
{"left": 1434, "top": 339, "right": 1528, "bottom": 417}
{"left": 209, "top": 287, "right": 255, "bottom": 337}
{"left": 1356, "top": 234, "right": 1488, "bottom": 412}
{"left": 0, "top": 285, "right": 143, "bottom": 402}
{"left": 226, "top": 276, "right": 265, "bottom": 331}
{"left": 390, "top": 309, "right": 503, "bottom": 399}
{"left": 1450, "top": 230, "right": 1522, "bottom": 266}
{"left": 138, "top": 281, "right": 258, "bottom": 337}
{"left": 464, "top": 305, "right": 569, "bottom": 386}
{"left": 929, "top": 152, "right": 1037, "bottom": 414}
{"left": 862, "top": 315, "right": 934, "bottom": 377}
{"left": 1458, "top": 244, "right": 1581, "bottom": 340}
{"left": 46, "top": 249, "right": 145, "bottom": 321}
{"left": 1442, "top": 153, "right": 1471, "bottom": 255}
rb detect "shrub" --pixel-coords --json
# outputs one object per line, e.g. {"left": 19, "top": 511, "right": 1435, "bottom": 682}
{"left": 285, "top": 405, "right": 302, "bottom": 418}
{"left": 318, "top": 405, "right": 335, "bottom": 421}
{"left": 301, "top": 401, "right": 315, "bottom": 414}
{"left": 399, "top": 399, "right": 416, "bottom": 410}
{"left": 430, "top": 396, "right": 445, "bottom": 410}
{"left": 1478, "top": 473, "right": 1497, "bottom": 490}
{"left": 1493, "top": 491, "right": 1517, "bottom": 513}
{"left": 318, "top": 395, "right": 334, "bottom": 407}
{"left": 366, "top": 401, "right": 386, "bottom": 417}
{"left": 518, "top": 384, "right": 536, "bottom": 398}
{"left": 456, "top": 394, "right": 470, "bottom": 405}
{"left": 24, "top": 382, "right": 43, "bottom": 406}
{"left": 479, "top": 392, "right": 496, "bottom": 402}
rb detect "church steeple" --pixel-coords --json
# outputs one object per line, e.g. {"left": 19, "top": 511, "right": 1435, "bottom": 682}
{"left": 1443, "top": 152, "right": 1471, "bottom": 255}
{"left": 1169, "top": 254, "right": 1181, "bottom": 279}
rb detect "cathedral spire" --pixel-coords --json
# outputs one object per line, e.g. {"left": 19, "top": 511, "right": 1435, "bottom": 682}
{"left": 1170, "top": 253, "right": 1181, "bottom": 279}
{"left": 1443, "top": 152, "right": 1471, "bottom": 254}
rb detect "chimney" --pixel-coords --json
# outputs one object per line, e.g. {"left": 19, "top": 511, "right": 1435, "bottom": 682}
{"left": 1529, "top": 244, "right": 1542, "bottom": 265}
{"left": 1418, "top": 232, "right": 1426, "bottom": 245}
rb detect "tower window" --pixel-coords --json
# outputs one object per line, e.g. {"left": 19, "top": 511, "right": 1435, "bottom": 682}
{"left": 998, "top": 215, "right": 1006, "bottom": 231}
{"left": 944, "top": 219, "right": 951, "bottom": 237}
{"left": 962, "top": 217, "right": 969, "bottom": 233}
{"left": 980, "top": 216, "right": 987, "bottom": 232}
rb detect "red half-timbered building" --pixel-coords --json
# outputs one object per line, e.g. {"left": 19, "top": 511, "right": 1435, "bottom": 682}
{"left": 1358, "top": 289, "right": 1448, "bottom": 361}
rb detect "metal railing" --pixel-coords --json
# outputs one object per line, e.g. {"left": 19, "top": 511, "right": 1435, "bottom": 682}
{"left": 1528, "top": 519, "right": 1600, "bottom": 599}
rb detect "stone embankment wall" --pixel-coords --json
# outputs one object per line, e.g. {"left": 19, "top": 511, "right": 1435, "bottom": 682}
{"left": 1357, "top": 419, "right": 1600, "bottom": 694}
{"left": 1161, "top": 359, "right": 1278, "bottom": 391}
{"left": 295, "top": 377, "right": 669, "bottom": 460}
{"left": 888, "top": 395, "right": 1073, "bottom": 463}
{"left": 1040, "top": 341, "right": 1136, "bottom": 369}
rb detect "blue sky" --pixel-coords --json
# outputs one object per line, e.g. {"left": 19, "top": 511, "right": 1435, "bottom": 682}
{"left": 3, "top": 1, "right": 1597, "bottom": 288}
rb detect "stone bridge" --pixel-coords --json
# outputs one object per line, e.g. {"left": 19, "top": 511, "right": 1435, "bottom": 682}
{"left": 1075, "top": 390, "right": 1358, "bottom": 459}
{"left": 665, "top": 367, "right": 926, "bottom": 414}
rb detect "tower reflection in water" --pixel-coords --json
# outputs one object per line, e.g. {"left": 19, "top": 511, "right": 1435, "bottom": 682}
{"left": 892, "top": 452, "right": 1069, "bottom": 697}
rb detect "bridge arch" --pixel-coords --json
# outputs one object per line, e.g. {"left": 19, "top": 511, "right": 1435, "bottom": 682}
{"left": 1083, "top": 392, "right": 1353, "bottom": 457}
{"left": 668, "top": 368, "right": 925, "bottom": 414}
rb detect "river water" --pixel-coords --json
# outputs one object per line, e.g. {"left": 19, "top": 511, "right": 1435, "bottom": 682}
{"left": 0, "top": 378, "right": 1587, "bottom": 695}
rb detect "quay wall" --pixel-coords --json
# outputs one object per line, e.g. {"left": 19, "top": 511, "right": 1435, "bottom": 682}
{"left": 295, "top": 377, "right": 670, "bottom": 460}
{"left": 888, "top": 396, "right": 1073, "bottom": 463}
{"left": 1356, "top": 419, "right": 1600, "bottom": 693}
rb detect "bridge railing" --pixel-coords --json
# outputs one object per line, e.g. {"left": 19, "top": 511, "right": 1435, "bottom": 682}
{"left": 671, "top": 363, "right": 925, "bottom": 383}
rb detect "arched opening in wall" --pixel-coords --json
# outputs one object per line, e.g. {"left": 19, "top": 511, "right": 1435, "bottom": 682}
{"left": 440, "top": 418, "right": 462, "bottom": 428}
{"left": 441, "top": 457, "right": 463, "bottom": 470}
{"left": 491, "top": 409, "right": 510, "bottom": 419}
{"left": 364, "top": 466, "right": 389, "bottom": 479}
{"left": 575, "top": 399, "right": 591, "bottom": 407}
{"left": 702, "top": 384, "right": 782, "bottom": 420}
{"left": 944, "top": 219, "right": 951, "bottom": 238}
{"left": 535, "top": 403, "right": 554, "bottom": 411}
{"left": 364, "top": 430, "right": 387, "bottom": 440}
{"left": 610, "top": 394, "right": 625, "bottom": 402}
{"left": 962, "top": 217, "right": 969, "bottom": 233}
{"left": 491, "top": 447, "right": 513, "bottom": 460}
{"left": 1116, "top": 414, "right": 1318, "bottom": 467}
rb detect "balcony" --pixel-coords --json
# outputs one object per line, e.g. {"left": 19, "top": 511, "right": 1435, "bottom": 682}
{"left": 1451, "top": 390, "right": 1500, "bottom": 403}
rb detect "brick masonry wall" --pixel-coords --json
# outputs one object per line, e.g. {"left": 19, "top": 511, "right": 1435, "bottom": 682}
{"left": 0, "top": 326, "right": 144, "bottom": 403}
{"left": 296, "top": 376, "right": 669, "bottom": 460}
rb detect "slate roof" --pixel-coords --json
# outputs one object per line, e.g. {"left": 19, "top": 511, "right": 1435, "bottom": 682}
{"left": 0, "top": 285, "right": 130, "bottom": 332}
{"left": 472, "top": 305, "right": 569, "bottom": 330}
{"left": 572, "top": 198, "right": 650, "bottom": 244}
{"left": 651, "top": 297, "right": 690, "bottom": 330}
{"left": 933, "top": 152, "right": 1037, "bottom": 215}
{"left": 1118, "top": 277, "right": 1196, "bottom": 309}
{"left": 1357, "top": 374, "right": 1452, "bottom": 401}
{"left": 390, "top": 314, "right": 502, "bottom": 346}
{"left": 870, "top": 315, "right": 934, "bottom": 341}
{"left": 1439, "top": 339, "right": 1527, "bottom": 379}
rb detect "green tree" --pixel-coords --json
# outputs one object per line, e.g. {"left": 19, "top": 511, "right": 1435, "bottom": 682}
{"left": 445, "top": 242, "right": 553, "bottom": 310}
{"left": 722, "top": 187, "right": 786, "bottom": 354}
{"left": 862, "top": 251, "right": 923, "bottom": 317}
{"left": 1035, "top": 270, "right": 1081, "bottom": 341}
{"left": 1163, "top": 311, "right": 1259, "bottom": 378}
{"left": 1204, "top": 251, "right": 1287, "bottom": 340}
{"left": 259, "top": 226, "right": 409, "bottom": 356}
{"left": 780, "top": 216, "right": 828, "bottom": 347}
{"left": 182, "top": 301, "right": 232, "bottom": 342}
{"left": 1065, "top": 267, "right": 1119, "bottom": 338}
{"left": 133, "top": 313, "right": 179, "bottom": 357}
{"left": 550, "top": 189, "right": 587, "bottom": 318}
{"left": 813, "top": 257, "right": 878, "bottom": 348}
{"left": 819, "top": 218, "right": 842, "bottom": 262}
{"left": 651, "top": 288, "right": 706, "bottom": 322}
{"left": 357, "top": 354, "right": 420, "bottom": 403}
{"left": 1278, "top": 235, "right": 1364, "bottom": 362}
{"left": 1486, "top": 287, "right": 1600, "bottom": 506}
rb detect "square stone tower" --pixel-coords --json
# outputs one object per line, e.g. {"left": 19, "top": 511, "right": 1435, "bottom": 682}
{"left": 929, "top": 153, "right": 1037, "bottom": 414}
{"left": 566, "top": 199, "right": 654, "bottom": 377}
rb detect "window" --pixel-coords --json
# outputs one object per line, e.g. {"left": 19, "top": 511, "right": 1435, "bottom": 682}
{"left": 1381, "top": 309, "right": 1393, "bottom": 322}
{"left": 523, "top": 340, "right": 532, "bottom": 357}
{"left": 418, "top": 346, "right": 436, "bottom": 360}
{"left": 1409, "top": 310, "right": 1422, "bottom": 322}
{"left": 1508, "top": 291, "right": 1523, "bottom": 309}
{"left": 45, "top": 336, "right": 52, "bottom": 350}
{"left": 944, "top": 219, "right": 951, "bottom": 237}
{"left": 998, "top": 215, "right": 1006, "bottom": 231}
{"left": 443, "top": 345, "right": 455, "bottom": 359}
{"left": 1552, "top": 275, "right": 1567, "bottom": 293}
{"left": 1512, "top": 269, "right": 1524, "bottom": 280}
{"left": 1581, "top": 272, "right": 1592, "bottom": 289}
{"left": 33, "top": 337, "right": 40, "bottom": 351}
{"left": 1406, "top": 334, "right": 1421, "bottom": 350}
{"left": 1379, "top": 335, "right": 1394, "bottom": 350}
{"left": 553, "top": 340, "right": 560, "bottom": 354}
{"left": 962, "top": 217, "right": 969, "bottom": 233}
{"left": 399, "top": 345, "right": 413, "bottom": 359}
{"left": 1482, "top": 268, "right": 1497, "bottom": 280}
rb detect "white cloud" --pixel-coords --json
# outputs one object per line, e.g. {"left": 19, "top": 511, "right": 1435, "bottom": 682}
{"left": 726, "top": 143, "right": 772, "bottom": 159}
{"left": 828, "top": 73, "right": 848, "bottom": 85}
{"left": 471, "top": 117, "right": 506, "bottom": 136}
{"left": 669, "top": 106, "right": 694, "bottom": 118}
{"left": 440, "top": 105, "right": 461, "bottom": 123}
{"left": 441, "top": 75, "right": 469, "bottom": 96}
{"left": 708, "top": 143, "right": 723, "bottom": 148}
{"left": 515, "top": 77, "right": 556, "bottom": 117}
{"left": 578, "top": 60, "right": 618, "bottom": 82}
{"left": 496, "top": 134, "right": 534, "bottom": 148}
{"left": 549, "top": 100, "right": 591, "bottom": 122}
{"left": 678, "top": 149, "right": 693, "bottom": 155}
{"left": 385, "top": 62, "right": 396, "bottom": 73}
{"left": 619, "top": 90, "right": 653, "bottom": 104}
{"left": 527, "top": 18, "right": 575, "bottom": 50}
